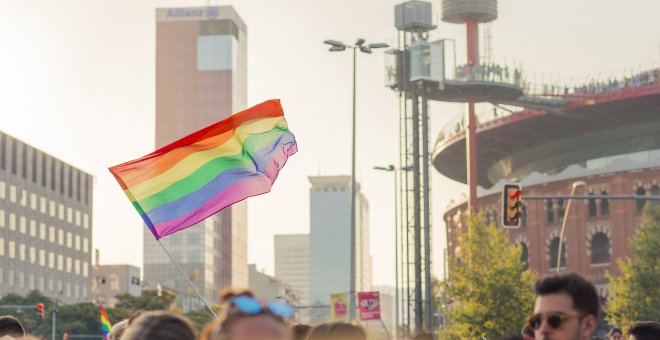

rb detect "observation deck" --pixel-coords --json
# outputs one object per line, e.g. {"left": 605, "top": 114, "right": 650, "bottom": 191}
{"left": 431, "top": 67, "right": 660, "bottom": 188}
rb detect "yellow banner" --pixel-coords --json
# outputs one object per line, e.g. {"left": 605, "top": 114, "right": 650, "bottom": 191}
{"left": 330, "top": 293, "right": 349, "bottom": 322}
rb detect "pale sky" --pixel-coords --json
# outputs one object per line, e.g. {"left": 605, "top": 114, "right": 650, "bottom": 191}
{"left": 0, "top": 0, "right": 658, "bottom": 288}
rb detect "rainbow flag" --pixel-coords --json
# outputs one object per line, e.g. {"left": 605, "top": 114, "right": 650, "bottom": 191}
{"left": 109, "top": 99, "right": 297, "bottom": 239}
{"left": 100, "top": 304, "right": 111, "bottom": 340}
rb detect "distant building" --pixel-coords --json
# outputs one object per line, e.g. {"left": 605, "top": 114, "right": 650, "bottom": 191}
{"left": 144, "top": 5, "right": 248, "bottom": 312}
{"left": 0, "top": 131, "right": 93, "bottom": 303}
{"left": 370, "top": 286, "right": 396, "bottom": 336}
{"left": 92, "top": 257, "right": 141, "bottom": 308}
{"left": 274, "top": 234, "right": 309, "bottom": 321}
{"left": 248, "top": 264, "right": 299, "bottom": 305}
{"left": 308, "top": 175, "right": 372, "bottom": 324}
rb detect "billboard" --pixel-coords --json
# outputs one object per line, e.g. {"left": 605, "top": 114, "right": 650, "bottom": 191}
{"left": 358, "top": 291, "right": 381, "bottom": 321}
{"left": 330, "top": 292, "right": 349, "bottom": 322}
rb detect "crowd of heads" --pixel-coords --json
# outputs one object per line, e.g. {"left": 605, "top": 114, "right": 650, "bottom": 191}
{"left": 1, "top": 273, "right": 660, "bottom": 340}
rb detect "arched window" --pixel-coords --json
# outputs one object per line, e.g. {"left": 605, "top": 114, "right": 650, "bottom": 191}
{"left": 522, "top": 204, "right": 528, "bottom": 228}
{"left": 520, "top": 242, "right": 529, "bottom": 270}
{"left": 651, "top": 184, "right": 660, "bottom": 207}
{"left": 600, "top": 190, "right": 609, "bottom": 216}
{"left": 547, "top": 200, "right": 555, "bottom": 224}
{"left": 588, "top": 193, "right": 597, "bottom": 217}
{"left": 636, "top": 186, "right": 647, "bottom": 212}
{"left": 591, "top": 232, "right": 610, "bottom": 264}
{"left": 557, "top": 199, "right": 566, "bottom": 221}
{"left": 549, "top": 237, "right": 566, "bottom": 269}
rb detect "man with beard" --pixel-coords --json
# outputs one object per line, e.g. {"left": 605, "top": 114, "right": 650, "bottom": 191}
{"left": 528, "top": 273, "right": 599, "bottom": 340}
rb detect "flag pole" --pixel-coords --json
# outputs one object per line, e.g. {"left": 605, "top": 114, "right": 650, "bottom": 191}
{"left": 157, "top": 239, "right": 218, "bottom": 319}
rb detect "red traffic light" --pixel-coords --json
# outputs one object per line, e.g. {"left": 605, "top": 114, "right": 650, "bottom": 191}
{"left": 36, "top": 303, "right": 44, "bottom": 319}
{"left": 502, "top": 184, "right": 523, "bottom": 228}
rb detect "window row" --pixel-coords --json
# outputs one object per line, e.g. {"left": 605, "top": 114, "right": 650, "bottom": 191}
{"left": 0, "top": 239, "right": 89, "bottom": 275}
{"left": 0, "top": 133, "right": 91, "bottom": 204}
{"left": 0, "top": 268, "right": 88, "bottom": 299}
{"left": 0, "top": 187, "right": 90, "bottom": 229}
{"left": 0, "top": 212, "right": 89, "bottom": 252}
{"left": 519, "top": 231, "right": 611, "bottom": 270}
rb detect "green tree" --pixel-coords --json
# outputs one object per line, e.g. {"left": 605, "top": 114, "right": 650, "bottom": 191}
{"left": 184, "top": 304, "right": 222, "bottom": 331}
{"left": 0, "top": 290, "right": 54, "bottom": 338}
{"left": 440, "top": 214, "right": 536, "bottom": 339}
{"left": 605, "top": 204, "right": 660, "bottom": 327}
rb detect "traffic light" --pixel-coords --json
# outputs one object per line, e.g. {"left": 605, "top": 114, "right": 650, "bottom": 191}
{"left": 502, "top": 184, "right": 522, "bottom": 228}
{"left": 36, "top": 303, "right": 44, "bottom": 319}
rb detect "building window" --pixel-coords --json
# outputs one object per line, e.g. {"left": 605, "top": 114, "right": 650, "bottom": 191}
{"left": 11, "top": 139, "right": 17, "bottom": 175}
{"left": 39, "top": 250, "right": 45, "bottom": 266}
{"left": 58, "top": 229, "right": 64, "bottom": 246}
{"left": 546, "top": 199, "right": 555, "bottom": 224}
{"left": 29, "top": 220, "right": 36, "bottom": 237}
{"left": 67, "top": 232, "right": 72, "bottom": 248}
{"left": 50, "top": 158, "right": 56, "bottom": 191}
{"left": 83, "top": 238, "right": 89, "bottom": 253}
{"left": 9, "top": 185, "right": 16, "bottom": 203}
{"left": 0, "top": 134, "right": 5, "bottom": 170}
{"left": 19, "top": 216, "right": 26, "bottom": 234}
{"left": 0, "top": 181, "right": 4, "bottom": 199}
{"left": 520, "top": 242, "right": 529, "bottom": 270}
{"left": 651, "top": 184, "right": 660, "bottom": 207}
{"left": 60, "top": 162, "right": 64, "bottom": 194}
{"left": 30, "top": 194, "right": 37, "bottom": 210}
{"left": 591, "top": 232, "right": 610, "bottom": 265}
{"left": 49, "top": 226, "right": 56, "bottom": 243}
{"left": 22, "top": 143, "right": 27, "bottom": 179}
{"left": 548, "top": 237, "right": 566, "bottom": 269}
{"left": 600, "top": 190, "right": 609, "bottom": 216}
{"left": 557, "top": 199, "right": 565, "bottom": 222}
{"left": 68, "top": 166, "right": 73, "bottom": 198}
{"left": 77, "top": 170, "right": 81, "bottom": 201}
{"left": 588, "top": 193, "right": 597, "bottom": 218}
{"left": 40, "top": 197, "right": 46, "bottom": 214}
{"left": 75, "top": 235, "right": 81, "bottom": 250}
{"left": 40, "top": 223, "right": 46, "bottom": 240}
{"left": 57, "top": 255, "right": 64, "bottom": 271}
{"left": 636, "top": 186, "right": 647, "bottom": 212}
{"left": 0, "top": 210, "right": 4, "bottom": 228}
{"left": 84, "top": 175, "right": 89, "bottom": 204}
{"left": 41, "top": 152, "right": 46, "bottom": 187}
{"left": 0, "top": 238, "right": 4, "bottom": 256}
{"left": 521, "top": 204, "right": 528, "bottom": 227}
{"left": 31, "top": 149, "right": 36, "bottom": 183}
{"left": 48, "top": 252, "right": 54, "bottom": 268}
{"left": 19, "top": 244, "right": 25, "bottom": 261}
{"left": 9, "top": 213, "right": 16, "bottom": 230}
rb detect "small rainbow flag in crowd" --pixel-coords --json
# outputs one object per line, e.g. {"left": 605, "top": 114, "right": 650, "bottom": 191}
{"left": 110, "top": 99, "right": 298, "bottom": 239}
{"left": 100, "top": 304, "right": 111, "bottom": 340}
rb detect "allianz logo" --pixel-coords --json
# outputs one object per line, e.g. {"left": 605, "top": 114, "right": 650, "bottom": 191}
{"left": 166, "top": 7, "right": 219, "bottom": 19}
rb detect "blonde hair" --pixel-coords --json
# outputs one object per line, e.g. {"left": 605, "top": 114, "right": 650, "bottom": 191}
{"left": 121, "top": 311, "right": 195, "bottom": 340}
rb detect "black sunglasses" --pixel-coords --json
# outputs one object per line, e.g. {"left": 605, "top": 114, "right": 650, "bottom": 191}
{"left": 528, "top": 312, "right": 582, "bottom": 330}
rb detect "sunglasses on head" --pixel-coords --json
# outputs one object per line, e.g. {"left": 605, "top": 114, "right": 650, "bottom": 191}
{"left": 528, "top": 312, "right": 582, "bottom": 330}
{"left": 230, "top": 295, "right": 294, "bottom": 318}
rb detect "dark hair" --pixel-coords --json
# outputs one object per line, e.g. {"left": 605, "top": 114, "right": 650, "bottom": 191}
{"left": 521, "top": 324, "right": 534, "bottom": 337}
{"left": 128, "top": 309, "right": 146, "bottom": 325}
{"left": 0, "top": 315, "right": 26, "bottom": 337}
{"left": 534, "top": 273, "right": 599, "bottom": 317}
{"left": 291, "top": 324, "right": 312, "bottom": 340}
{"left": 608, "top": 327, "right": 622, "bottom": 336}
{"left": 306, "top": 322, "right": 366, "bottom": 340}
{"left": 628, "top": 321, "right": 660, "bottom": 340}
{"left": 121, "top": 311, "right": 195, "bottom": 340}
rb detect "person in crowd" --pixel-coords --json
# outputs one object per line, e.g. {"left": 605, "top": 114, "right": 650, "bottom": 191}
{"left": 109, "top": 319, "right": 129, "bottom": 340}
{"left": 0, "top": 316, "right": 25, "bottom": 338}
{"left": 121, "top": 311, "right": 195, "bottom": 340}
{"left": 210, "top": 289, "right": 291, "bottom": 340}
{"left": 128, "top": 309, "right": 146, "bottom": 325}
{"left": 290, "top": 324, "right": 312, "bottom": 340}
{"left": 305, "top": 322, "right": 367, "bottom": 340}
{"left": 607, "top": 327, "right": 622, "bottom": 340}
{"left": 529, "top": 273, "right": 599, "bottom": 340}
{"left": 412, "top": 333, "right": 435, "bottom": 340}
{"left": 627, "top": 321, "right": 660, "bottom": 340}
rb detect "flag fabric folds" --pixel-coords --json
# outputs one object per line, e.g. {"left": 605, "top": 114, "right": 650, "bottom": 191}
{"left": 109, "top": 99, "right": 298, "bottom": 239}
{"left": 100, "top": 304, "right": 112, "bottom": 340}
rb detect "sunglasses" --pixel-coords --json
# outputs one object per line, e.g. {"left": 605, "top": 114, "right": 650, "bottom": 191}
{"left": 230, "top": 295, "right": 295, "bottom": 318}
{"left": 528, "top": 312, "right": 582, "bottom": 330}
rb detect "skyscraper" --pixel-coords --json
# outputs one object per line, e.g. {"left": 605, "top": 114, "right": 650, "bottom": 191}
{"left": 143, "top": 5, "right": 248, "bottom": 311}
{"left": 274, "top": 234, "right": 310, "bottom": 321}
{"left": 308, "top": 176, "right": 372, "bottom": 324}
{"left": 0, "top": 131, "right": 93, "bottom": 303}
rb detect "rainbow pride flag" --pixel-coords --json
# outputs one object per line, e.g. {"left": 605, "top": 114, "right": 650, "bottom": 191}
{"left": 100, "top": 304, "right": 111, "bottom": 340}
{"left": 109, "top": 99, "right": 297, "bottom": 239}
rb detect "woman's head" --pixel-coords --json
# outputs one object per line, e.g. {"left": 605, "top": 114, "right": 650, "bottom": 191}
{"left": 121, "top": 311, "right": 195, "bottom": 340}
{"left": 211, "top": 289, "right": 290, "bottom": 340}
{"left": 306, "top": 322, "right": 367, "bottom": 340}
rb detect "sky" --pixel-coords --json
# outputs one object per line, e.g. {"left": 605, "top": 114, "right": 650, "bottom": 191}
{"left": 0, "top": 0, "right": 658, "bottom": 288}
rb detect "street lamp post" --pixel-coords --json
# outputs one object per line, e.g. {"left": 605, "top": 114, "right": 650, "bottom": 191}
{"left": 325, "top": 38, "right": 388, "bottom": 321}
{"left": 556, "top": 181, "right": 586, "bottom": 273}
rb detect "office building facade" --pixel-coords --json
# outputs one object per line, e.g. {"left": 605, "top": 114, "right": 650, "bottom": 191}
{"left": 144, "top": 5, "right": 248, "bottom": 311}
{"left": 92, "top": 264, "right": 141, "bottom": 308}
{"left": 274, "top": 234, "right": 310, "bottom": 321}
{"left": 0, "top": 131, "right": 93, "bottom": 303}
{"left": 308, "top": 176, "right": 372, "bottom": 324}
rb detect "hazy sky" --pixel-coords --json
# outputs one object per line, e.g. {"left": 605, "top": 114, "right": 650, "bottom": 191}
{"left": 1, "top": 0, "right": 658, "bottom": 288}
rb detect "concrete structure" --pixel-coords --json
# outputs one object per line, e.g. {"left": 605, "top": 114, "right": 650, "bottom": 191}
{"left": 92, "top": 262, "right": 141, "bottom": 308}
{"left": 308, "top": 175, "right": 372, "bottom": 324}
{"left": 274, "top": 234, "right": 309, "bottom": 321}
{"left": 248, "top": 264, "right": 298, "bottom": 304}
{"left": 0, "top": 131, "right": 93, "bottom": 303}
{"left": 370, "top": 286, "right": 396, "bottom": 337}
{"left": 144, "top": 5, "right": 248, "bottom": 312}
{"left": 438, "top": 75, "right": 660, "bottom": 299}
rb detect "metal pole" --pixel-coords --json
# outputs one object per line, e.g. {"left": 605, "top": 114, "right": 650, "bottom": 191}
{"left": 421, "top": 86, "right": 433, "bottom": 333}
{"left": 394, "top": 168, "right": 399, "bottom": 339}
{"left": 412, "top": 85, "right": 423, "bottom": 334}
{"left": 349, "top": 44, "right": 358, "bottom": 322}
{"left": 466, "top": 20, "right": 479, "bottom": 213}
{"left": 157, "top": 239, "right": 217, "bottom": 318}
{"left": 52, "top": 305, "right": 57, "bottom": 340}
